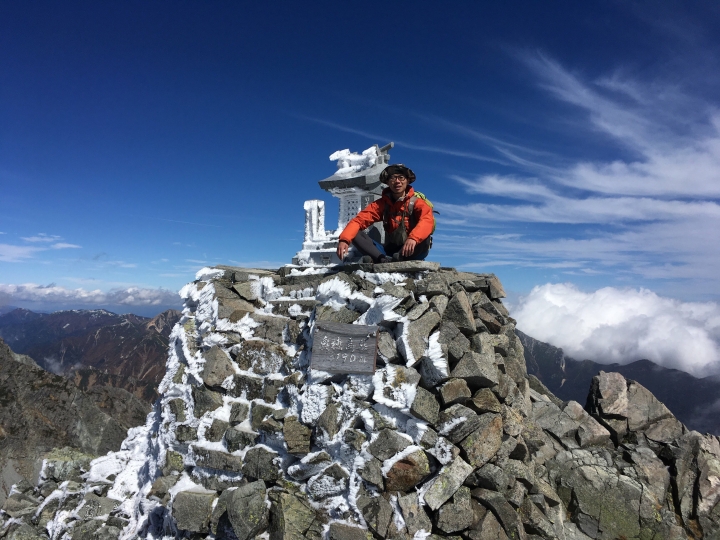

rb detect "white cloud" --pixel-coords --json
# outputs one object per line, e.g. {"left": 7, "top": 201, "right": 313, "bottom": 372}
{"left": 21, "top": 234, "right": 61, "bottom": 243}
{"left": 0, "top": 234, "right": 82, "bottom": 261}
{"left": 513, "top": 283, "right": 720, "bottom": 376}
{"left": 0, "top": 244, "right": 43, "bottom": 262}
{"left": 0, "top": 283, "right": 179, "bottom": 307}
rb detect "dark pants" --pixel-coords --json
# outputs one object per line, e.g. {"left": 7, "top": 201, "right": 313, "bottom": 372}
{"left": 351, "top": 231, "right": 431, "bottom": 263}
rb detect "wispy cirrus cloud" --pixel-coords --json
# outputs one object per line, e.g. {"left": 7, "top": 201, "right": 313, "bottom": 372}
{"left": 0, "top": 233, "right": 82, "bottom": 262}
{"left": 298, "top": 115, "right": 510, "bottom": 166}
{"left": 0, "top": 244, "right": 44, "bottom": 262}
{"left": 21, "top": 233, "right": 61, "bottom": 243}
{"left": 430, "top": 52, "right": 720, "bottom": 290}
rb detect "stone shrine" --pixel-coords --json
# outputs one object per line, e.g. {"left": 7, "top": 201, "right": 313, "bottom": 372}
{"left": 292, "top": 142, "right": 393, "bottom": 266}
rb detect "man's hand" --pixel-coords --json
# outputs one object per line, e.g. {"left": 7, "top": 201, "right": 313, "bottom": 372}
{"left": 400, "top": 238, "right": 417, "bottom": 257}
{"left": 336, "top": 241, "right": 350, "bottom": 260}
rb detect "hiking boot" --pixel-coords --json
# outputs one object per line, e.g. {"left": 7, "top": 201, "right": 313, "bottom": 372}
{"left": 378, "top": 256, "right": 392, "bottom": 264}
{"left": 360, "top": 256, "right": 373, "bottom": 264}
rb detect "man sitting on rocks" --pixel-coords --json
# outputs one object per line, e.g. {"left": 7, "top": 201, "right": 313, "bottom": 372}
{"left": 336, "top": 164, "right": 435, "bottom": 263}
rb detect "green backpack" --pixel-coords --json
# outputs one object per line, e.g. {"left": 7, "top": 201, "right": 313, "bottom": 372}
{"left": 408, "top": 191, "right": 439, "bottom": 234}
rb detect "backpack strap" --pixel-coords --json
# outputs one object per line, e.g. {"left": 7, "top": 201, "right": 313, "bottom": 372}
{"left": 407, "top": 196, "right": 418, "bottom": 229}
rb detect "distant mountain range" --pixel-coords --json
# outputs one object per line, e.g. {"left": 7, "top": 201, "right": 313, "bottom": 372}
{"left": 0, "top": 308, "right": 181, "bottom": 402}
{"left": 1, "top": 307, "right": 718, "bottom": 436}
{"left": 518, "top": 329, "right": 720, "bottom": 435}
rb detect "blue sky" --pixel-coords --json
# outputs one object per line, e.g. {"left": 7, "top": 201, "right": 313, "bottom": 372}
{"left": 2, "top": 1, "right": 720, "bottom": 372}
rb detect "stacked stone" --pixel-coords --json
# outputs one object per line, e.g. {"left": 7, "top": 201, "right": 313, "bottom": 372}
{"left": 3, "top": 263, "right": 719, "bottom": 540}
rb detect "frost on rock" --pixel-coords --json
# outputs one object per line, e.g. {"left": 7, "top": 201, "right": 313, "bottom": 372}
{"left": 23, "top": 264, "right": 700, "bottom": 540}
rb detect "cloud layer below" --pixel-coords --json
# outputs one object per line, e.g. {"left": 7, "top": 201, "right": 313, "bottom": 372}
{"left": 513, "top": 283, "right": 720, "bottom": 377}
{"left": 0, "top": 283, "right": 179, "bottom": 308}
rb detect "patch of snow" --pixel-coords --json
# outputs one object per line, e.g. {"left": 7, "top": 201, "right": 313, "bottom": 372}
{"left": 329, "top": 146, "right": 378, "bottom": 177}
{"left": 425, "top": 331, "right": 447, "bottom": 374}
{"left": 215, "top": 312, "right": 259, "bottom": 337}
{"left": 316, "top": 277, "right": 353, "bottom": 309}
{"left": 356, "top": 295, "right": 403, "bottom": 326}
{"left": 405, "top": 418, "right": 428, "bottom": 444}
{"left": 286, "top": 266, "right": 332, "bottom": 276}
{"left": 429, "top": 437, "right": 456, "bottom": 465}
{"left": 255, "top": 276, "right": 283, "bottom": 303}
{"left": 372, "top": 366, "right": 418, "bottom": 413}
{"left": 167, "top": 472, "right": 214, "bottom": 498}
{"left": 307, "top": 469, "right": 348, "bottom": 499}
{"left": 300, "top": 384, "right": 330, "bottom": 425}
{"left": 195, "top": 267, "right": 225, "bottom": 281}
{"left": 356, "top": 270, "right": 407, "bottom": 285}
{"left": 389, "top": 494, "right": 406, "bottom": 532}
{"left": 287, "top": 304, "right": 305, "bottom": 317}
{"left": 438, "top": 417, "right": 466, "bottom": 437}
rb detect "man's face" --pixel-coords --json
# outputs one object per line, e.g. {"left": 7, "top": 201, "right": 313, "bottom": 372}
{"left": 387, "top": 174, "right": 408, "bottom": 196}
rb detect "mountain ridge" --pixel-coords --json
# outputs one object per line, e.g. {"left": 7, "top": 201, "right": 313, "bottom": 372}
{"left": 517, "top": 329, "right": 720, "bottom": 435}
{"left": 0, "top": 308, "right": 181, "bottom": 401}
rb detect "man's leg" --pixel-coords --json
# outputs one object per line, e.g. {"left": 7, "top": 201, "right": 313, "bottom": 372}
{"left": 351, "top": 231, "right": 387, "bottom": 262}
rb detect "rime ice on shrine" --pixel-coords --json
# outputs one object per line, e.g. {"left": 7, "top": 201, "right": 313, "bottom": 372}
{"left": 292, "top": 142, "right": 393, "bottom": 266}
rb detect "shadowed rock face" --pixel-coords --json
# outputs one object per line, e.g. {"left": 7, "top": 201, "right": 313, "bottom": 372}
{"left": 0, "top": 337, "right": 150, "bottom": 505}
{"left": 2, "top": 266, "right": 719, "bottom": 540}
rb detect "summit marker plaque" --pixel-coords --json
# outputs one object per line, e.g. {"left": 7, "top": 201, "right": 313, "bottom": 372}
{"left": 310, "top": 321, "right": 378, "bottom": 374}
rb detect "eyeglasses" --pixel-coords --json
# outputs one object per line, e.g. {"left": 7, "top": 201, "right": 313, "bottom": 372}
{"left": 388, "top": 175, "right": 407, "bottom": 182}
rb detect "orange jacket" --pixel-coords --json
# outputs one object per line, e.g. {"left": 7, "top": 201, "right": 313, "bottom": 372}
{"left": 339, "top": 186, "right": 434, "bottom": 245}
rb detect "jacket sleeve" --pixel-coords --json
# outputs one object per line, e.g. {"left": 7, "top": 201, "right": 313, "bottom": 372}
{"left": 338, "top": 199, "right": 384, "bottom": 244}
{"left": 408, "top": 198, "right": 434, "bottom": 243}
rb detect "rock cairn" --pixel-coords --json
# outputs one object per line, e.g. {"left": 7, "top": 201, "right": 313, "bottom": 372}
{"left": 1, "top": 263, "right": 719, "bottom": 540}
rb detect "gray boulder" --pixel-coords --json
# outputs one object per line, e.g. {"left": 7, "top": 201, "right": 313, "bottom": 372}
{"left": 201, "top": 345, "right": 235, "bottom": 386}
{"left": 192, "top": 447, "right": 244, "bottom": 473}
{"left": 436, "top": 486, "right": 474, "bottom": 533}
{"left": 368, "top": 429, "right": 411, "bottom": 461}
{"left": 459, "top": 413, "right": 503, "bottom": 468}
{"left": 423, "top": 457, "right": 474, "bottom": 510}
{"left": 398, "top": 492, "right": 432, "bottom": 536}
{"left": 242, "top": 446, "right": 281, "bottom": 481}
{"left": 442, "top": 291, "right": 476, "bottom": 335}
{"left": 397, "top": 311, "right": 441, "bottom": 363}
{"left": 226, "top": 480, "right": 270, "bottom": 540}
{"left": 173, "top": 490, "right": 216, "bottom": 533}
{"left": 450, "top": 351, "right": 499, "bottom": 390}
{"left": 269, "top": 491, "right": 323, "bottom": 540}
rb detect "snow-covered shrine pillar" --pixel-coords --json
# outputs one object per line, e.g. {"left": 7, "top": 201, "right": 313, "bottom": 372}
{"left": 302, "top": 199, "right": 327, "bottom": 249}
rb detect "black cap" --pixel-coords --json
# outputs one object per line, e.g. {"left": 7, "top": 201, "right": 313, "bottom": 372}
{"left": 380, "top": 164, "right": 416, "bottom": 184}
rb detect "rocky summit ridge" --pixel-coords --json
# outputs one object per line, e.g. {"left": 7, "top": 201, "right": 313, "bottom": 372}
{"left": 1, "top": 263, "right": 719, "bottom": 540}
